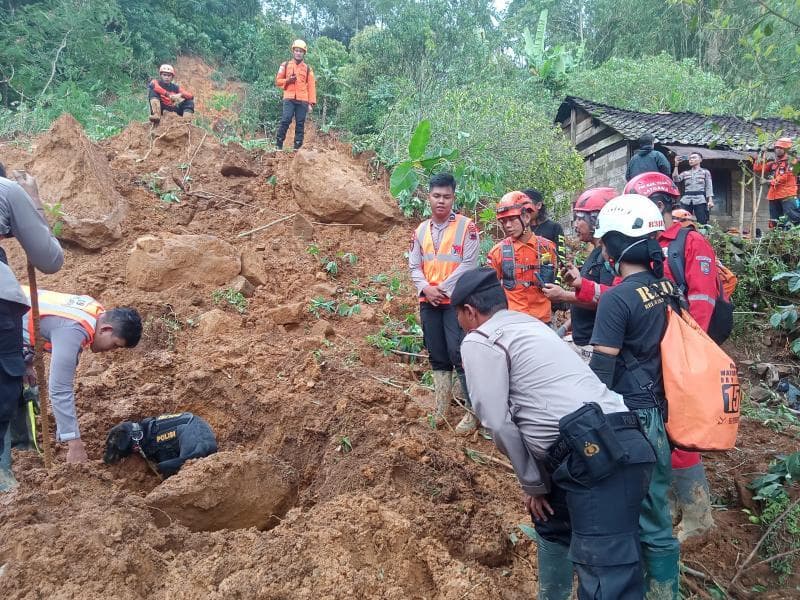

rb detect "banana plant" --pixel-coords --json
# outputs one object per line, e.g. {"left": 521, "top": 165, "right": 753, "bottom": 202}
{"left": 389, "top": 119, "right": 459, "bottom": 207}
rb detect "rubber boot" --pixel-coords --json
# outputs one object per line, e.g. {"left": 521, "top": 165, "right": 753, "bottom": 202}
{"left": 454, "top": 371, "right": 478, "bottom": 435}
{"left": 431, "top": 370, "right": 452, "bottom": 427}
{"left": 643, "top": 550, "right": 680, "bottom": 600}
{"left": 149, "top": 98, "right": 162, "bottom": 123}
{"left": 535, "top": 532, "right": 574, "bottom": 600}
{"left": 0, "top": 425, "right": 18, "bottom": 493}
{"left": 182, "top": 109, "right": 194, "bottom": 119}
{"left": 671, "top": 463, "right": 714, "bottom": 542}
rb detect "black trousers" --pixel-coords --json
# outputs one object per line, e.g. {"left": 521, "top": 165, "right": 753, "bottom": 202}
{"left": 419, "top": 302, "right": 465, "bottom": 373}
{"left": 0, "top": 299, "right": 27, "bottom": 458}
{"left": 276, "top": 100, "right": 309, "bottom": 149}
{"left": 534, "top": 413, "right": 656, "bottom": 599}
{"left": 161, "top": 98, "right": 195, "bottom": 116}
{"left": 680, "top": 201, "right": 709, "bottom": 225}
{"left": 769, "top": 197, "right": 800, "bottom": 225}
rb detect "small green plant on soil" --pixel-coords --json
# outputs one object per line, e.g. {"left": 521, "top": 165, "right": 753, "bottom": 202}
{"left": 745, "top": 452, "right": 800, "bottom": 581}
{"left": 336, "top": 435, "right": 352, "bottom": 453}
{"left": 139, "top": 173, "right": 181, "bottom": 204}
{"left": 769, "top": 267, "right": 800, "bottom": 356}
{"left": 306, "top": 244, "right": 358, "bottom": 279}
{"left": 212, "top": 288, "right": 248, "bottom": 313}
{"left": 308, "top": 296, "right": 361, "bottom": 318}
{"left": 43, "top": 202, "right": 64, "bottom": 237}
{"left": 366, "top": 314, "right": 424, "bottom": 357}
{"left": 371, "top": 272, "right": 405, "bottom": 300}
{"left": 348, "top": 280, "right": 379, "bottom": 304}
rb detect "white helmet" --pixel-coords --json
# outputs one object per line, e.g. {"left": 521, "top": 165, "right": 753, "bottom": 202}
{"left": 593, "top": 194, "right": 665, "bottom": 239}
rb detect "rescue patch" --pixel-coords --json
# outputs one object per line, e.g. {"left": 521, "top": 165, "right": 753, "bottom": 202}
{"left": 156, "top": 430, "right": 177, "bottom": 443}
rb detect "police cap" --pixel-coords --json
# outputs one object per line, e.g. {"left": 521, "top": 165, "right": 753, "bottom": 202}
{"left": 451, "top": 268, "right": 501, "bottom": 307}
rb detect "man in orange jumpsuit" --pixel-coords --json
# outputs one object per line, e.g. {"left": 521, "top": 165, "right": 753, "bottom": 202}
{"left": 487, "top": 191, "right": 557, "bottom": 325}
{"left": 275, "top": 39, "right": 317, "bottom": 150}
{"left": 148, "top": 64, "right": 194, "bottom": 124}
{"left": 753, "top": 137, "right": 799, "bottom": 227}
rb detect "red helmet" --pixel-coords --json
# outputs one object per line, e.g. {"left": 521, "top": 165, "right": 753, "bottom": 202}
{"left": 496, "top": 191, "right": 533, "bottom": 219}
{"left": 574, "top": 187, "right": 617, "bottom": 213}
{"left": 624, "top": 172, "right": 680, "bottom": 199}
{"left": 775, "top": 137, "right": 793, "bottom": 149}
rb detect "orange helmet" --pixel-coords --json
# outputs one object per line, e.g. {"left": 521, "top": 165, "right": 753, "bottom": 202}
{"left": 496, "top": 191, "right": 533, "bottom": 219}
{"left": 159, "top": 64, "right": 175, "bottom": 75}
{"left": 671, "top": 208, "right": 697, "bottom": 228}
{"left": 775, "top": 137, "right": 793, "bottom": 149}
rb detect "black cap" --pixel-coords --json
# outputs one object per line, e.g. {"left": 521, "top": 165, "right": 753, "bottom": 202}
{"left": 638, "top": 133, "right": 655, "bottom": 148}
{"left": 451, "top": 268, "right": 502, "bottom": 306}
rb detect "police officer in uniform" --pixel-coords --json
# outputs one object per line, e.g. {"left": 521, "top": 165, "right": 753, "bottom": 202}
{"left": 454, "top": 268, "right": 656, "bottom": 599}
{"left": 0, "top": 168, "right": 63, "bottom": 491}
{"left": 589, "top": 194, "right": 681, "bottom": 598}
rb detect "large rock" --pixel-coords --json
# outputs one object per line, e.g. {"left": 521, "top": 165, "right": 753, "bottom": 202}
{"left": 127, "top": 234, "right": 241, "bottom": 291}
{"left": 290, "top": 148, "right": 401, "bottom": 233}
{"left": 28, "top": 114, "right": 127, "bottom": 249}
{"left": 144, "top": 451, "right": 296, "bottom": 532}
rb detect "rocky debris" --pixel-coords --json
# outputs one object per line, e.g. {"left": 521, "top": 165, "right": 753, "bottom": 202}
{"left": 194, "top": 308, "right": 240, "bottom": 339}
{"left": 748, "top": 385, "right": 772, "bottom": 403}
{"left": 755, "top": 362, "right": 780, "bottom": 386}
{"left": 267, "top": 301, "right": 306, "bottom": 325}
{"left": 229, "top": 274, "right": 256, "bottom": 297}
{"left": 290, "top": 148, "right": 401, "bottom": 233}
{"left": 220, "top": 143, "right": 259, "bottom": 177}
{"left": 144, "top": 451, "right": 296, "bottom": 532}
{"left": 27, "top": 114, "right": 127, "bottom": 249}
{"left": 292, "top": 213, "right": 315, "bottom": 240}
{"left": 240, "top": 246, "right": 267, "bottom": 286}
{"left": 127, "top": 233, "right": 241, "bottom": 291}
{"left": 310, "top": 319, "right": 335, "bottom": 339}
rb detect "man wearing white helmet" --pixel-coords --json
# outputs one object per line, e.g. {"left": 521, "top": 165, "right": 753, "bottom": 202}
{"left": 589, "top": 194, "right": 681, "bottom": 599}
{"left": 275, "top": 40, "right": 316, "bottom": 150}
{"left": 148, "top": 64, "right": 195, "bottom": 124}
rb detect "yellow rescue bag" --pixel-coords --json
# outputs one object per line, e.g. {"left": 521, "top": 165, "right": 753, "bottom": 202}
{"left": 661, "top": 304, "right": 740, "bottom": 451}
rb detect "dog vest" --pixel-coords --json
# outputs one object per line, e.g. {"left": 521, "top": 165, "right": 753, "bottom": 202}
{"left": 139, "top": 412, "right": 195, "bottom": 464}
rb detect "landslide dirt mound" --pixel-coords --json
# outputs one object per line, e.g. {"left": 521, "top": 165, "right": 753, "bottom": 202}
{"left": 0, "top": 59, "right": 798, "bottom": 598}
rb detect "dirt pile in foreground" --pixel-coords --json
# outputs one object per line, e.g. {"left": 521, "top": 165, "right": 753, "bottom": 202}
{"left": 0, "top": 92, "right": 798, "bottom": 598}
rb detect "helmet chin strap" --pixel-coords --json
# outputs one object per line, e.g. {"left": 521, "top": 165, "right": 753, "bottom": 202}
{"left": 612, "top": 238, "right": 647, "bottom": 275}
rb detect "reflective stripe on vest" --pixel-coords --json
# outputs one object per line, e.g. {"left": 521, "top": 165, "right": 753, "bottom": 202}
{"left": 20, "top": 285, "right": 104, "bottom": 350}
{"left": 417, "top": 215, "right": 470, "bottom": 288}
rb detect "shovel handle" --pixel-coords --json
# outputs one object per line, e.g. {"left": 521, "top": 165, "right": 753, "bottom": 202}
{"left": 26, "top": 262, "right": 53, "bottom": 469}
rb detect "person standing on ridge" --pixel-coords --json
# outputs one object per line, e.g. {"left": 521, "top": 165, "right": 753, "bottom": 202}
{"left": 275, "top": 40, "right": 316, "bottom": 151}
{"left": 753, "top": 137, "right": 799, "bottom": 227}
{"left": 408, "top": 173, "right": 480, "bottom": 434}
{"left": 626, "top": 133, "right": 671, "bottom": 181}
{"left": 0, "top": 169, "right": 64, "bottom": 492}
{"left": 148, "top": 64, "right": 194, "bottom": 124}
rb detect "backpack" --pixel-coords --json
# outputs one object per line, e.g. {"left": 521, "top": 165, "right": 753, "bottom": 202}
{"left": 667, "top": 227, "right": 733, "bottom": 344}
{"left": 622, "top": 289, "right": 740, "bottom": 451}
{"left": 659, "top": 301, "right": 741, "bottom": 451}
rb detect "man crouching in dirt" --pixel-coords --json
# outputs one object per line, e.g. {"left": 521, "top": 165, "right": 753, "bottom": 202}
{"left": 148, "top": 64, "right": 195, "bottom": 124}
{"left": 21, "top": 286, "right": 142, "bottom": 463}
{"left": 0, "top": 166, "right": 64, "bottom": 491}
{"left": 453, "top": 268, "right": 656, "bottom": 599}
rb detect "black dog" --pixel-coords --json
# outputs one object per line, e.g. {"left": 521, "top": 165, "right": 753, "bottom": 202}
{"left": 103, "top": 412, "right": 217, "bottom": 477}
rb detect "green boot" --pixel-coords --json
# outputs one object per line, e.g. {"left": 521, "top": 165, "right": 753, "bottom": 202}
{"left": 643, "top": 550, "right": 680, "bottom": 600}
{"left": 671, "top": 463, "right": 714, "bottom": 542}
{"left": 535, "top": 532, "right": 574, "bottom": 599}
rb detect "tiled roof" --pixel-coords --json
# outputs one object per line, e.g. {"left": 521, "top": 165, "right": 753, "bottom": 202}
{"left": 556, "top": 96, "right": 800, "bottom": 151}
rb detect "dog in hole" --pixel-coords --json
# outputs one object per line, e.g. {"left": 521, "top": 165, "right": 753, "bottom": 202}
{"left": 103, "top": 412, "right": 217, "bottom": 477}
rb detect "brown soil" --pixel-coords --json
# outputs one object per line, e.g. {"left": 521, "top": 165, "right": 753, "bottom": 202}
{"left": 0, "top": 59, "right": 798, "bottom": 599}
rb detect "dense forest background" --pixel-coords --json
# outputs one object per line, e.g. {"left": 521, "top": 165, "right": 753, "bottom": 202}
{"left": 1, "top": 0, "right": 799, "bottom": 204}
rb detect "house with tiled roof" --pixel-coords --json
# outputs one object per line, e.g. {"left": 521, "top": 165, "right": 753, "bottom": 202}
{"left": 555, "top": 96, "right": 800, "bottom": 231}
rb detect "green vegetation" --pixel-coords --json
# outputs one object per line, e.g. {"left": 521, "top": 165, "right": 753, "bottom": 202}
{"left": 212, "top": 288, "right": 248, "bottom": 313}
{"left": 367, "top": 314, "right": 424, "bottom": 357}
{"left": 308, "top": 296, "right": 361, "bottom": 318}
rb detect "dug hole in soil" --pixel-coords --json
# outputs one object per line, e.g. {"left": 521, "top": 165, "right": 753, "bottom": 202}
{"left": 1, "top": 58, "right": 799, "bottom": 599}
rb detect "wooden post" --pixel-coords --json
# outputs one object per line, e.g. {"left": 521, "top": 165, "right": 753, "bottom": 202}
{"left": 739, "top": 163, "right": 746, "bottom": 233}
{"left": 26, "top": 263, "right": 53, "bottom": 469}
{"left": 751, "top": 149, "right": 764, "bottom": 236}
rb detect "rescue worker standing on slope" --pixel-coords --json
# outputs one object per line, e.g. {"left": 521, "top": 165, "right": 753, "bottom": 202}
{"left": 624, "top": 171, "right": 722, "bottom": 544}
{"left": 589, "top": 194, "right": 680, "bottom": 598}
{"left": 753, "top": 137, "right": 800, "bottom": 227}
{"left": 542, "top": 187, "right": 618, "bottom": 361}
{"left": 454, "top": 267, "right": 655, "bottom": 600}
{"left": 20, "top": 286, "right": 142, "bottom": 463}
{"left": 487, "top": 191, "right": 558, "bottom": 325}
{"left": 0, "top": 169, "right": 63, "bottom": 492}
{"left": 408, "top": 173, "right": 479, "bottom": 434}
{"left": 148, "top": 64, "right": 195, "bottom": 124}
{"left": 275, "top": 40, "right": 316, "bottom": 151}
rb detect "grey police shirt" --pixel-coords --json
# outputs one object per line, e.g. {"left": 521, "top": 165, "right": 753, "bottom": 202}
{"left": 461, "top": 309, "right": 627, "bottom": 496}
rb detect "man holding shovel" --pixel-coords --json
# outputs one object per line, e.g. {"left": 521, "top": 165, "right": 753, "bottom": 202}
{"left": 0, "top": 165, "right": 64, "bottom": 491}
